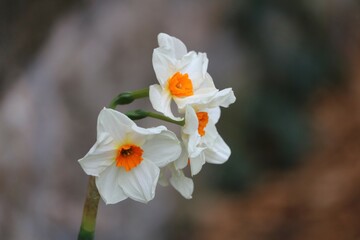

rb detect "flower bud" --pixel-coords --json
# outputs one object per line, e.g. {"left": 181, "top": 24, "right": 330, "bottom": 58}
{"left": 125, "top": 110, "right": 148, "bottom": 120}
{"left": 114, "top": 92, "right": 135, "bottom": 105}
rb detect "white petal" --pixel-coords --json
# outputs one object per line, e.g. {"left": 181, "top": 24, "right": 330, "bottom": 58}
{"left": 98, "top": 108, "right": 134, "bottom": 141}
{"left": 126, "top": 124, "right": 167, "bottom": 146}
{"left": 78, "top": 133, "right": 116, "bottom": 176}
{"left": 118, "top": 160, "right": 160, "bottom": 203}
{"left": 202, "top": 88, "right": 236, "bottom": 109}
{"left": 175, "top": 88, "right": 218, "bottom": 113}
{"left": 142, "top": 130, "right": 181, "bottom": 167}
{"left": 174, "top": 142, "right": 189, "bottom": 170}
{"left": 175, "top": 78, "right": 235, "bottom": 113}
{"left": 204, "top": 135, "right": 231, "bottom": 164}
{"left": 131, "top": 124, "right": 167, "bottom": 137}
{"left": 170, "top": 169, "right": 194, "bottom": 199}
{"left": 186, "top": 133, "right": 203, "bottom": 158}
{"left": 152, "top": 49, "right": 175, "bottom": 85}
{"left": 158, "top": 168, "right": 170, "bottom": 187}
{"left": 198, "top": 72, "right": 216, "bottom": 89}
{"left": 206, "top": 107, "right": 221, "bottom": 124}
{"left": 190, "top": 153, "right": 206, "bottom": 176}
{"left": 95, "top": 164, "right": 128, "bottom": 204}
{"left": 179, "top": 52, "right": 208, "bottom": 89}
{"left": 149, "top": 84, "right": 183, "bottom": 121}
{"left": 202, "top": 121, "right": 219, "bottom": 148}
{"left": 157, "top": 33, "right": 187, "bottom": 59}
{"left": 182, "top": 106, "right": 203, "bottom": 158}
{"left": 182, "top": 105, "right": 198, "bottom": 134}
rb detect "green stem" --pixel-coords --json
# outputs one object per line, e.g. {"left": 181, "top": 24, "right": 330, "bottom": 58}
{"left": 131, "top": 88, "right": 150, "bottom": 99}
{"left": 125, "top": 109, "right": 184, "bottom": 126}
{"left": 146, "top": 112, "right": 185, "bottom": 126}
{"left": 78, "top": 176, "right": 100, "bottom": 240}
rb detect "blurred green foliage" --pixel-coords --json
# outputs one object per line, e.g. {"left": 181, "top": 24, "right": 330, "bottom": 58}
{"left": 214, "top": 0, "right": 343, "bottom": 192}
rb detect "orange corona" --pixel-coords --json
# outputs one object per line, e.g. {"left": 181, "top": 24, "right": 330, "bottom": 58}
{"left": 116, "top": 144, "right": 143, "bottom": 171}
{"left": 168, "top": 72, "right": 194, "bottom": 97}
{"left": 196, "top": 112, "right": 209, "bottom": 136}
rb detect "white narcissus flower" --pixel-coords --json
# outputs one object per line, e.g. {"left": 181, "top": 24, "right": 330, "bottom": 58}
{"left": 149, "top": 33, "right": 234, "bottom": 120}
{"left": 176, "top": 105, "right": 233, "bottom": 176}
{"left": 78, "top": 108, "right": 182, "bottom": 204}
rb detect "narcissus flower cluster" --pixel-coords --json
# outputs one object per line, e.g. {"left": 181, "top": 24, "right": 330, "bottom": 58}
{"left": 79, "top": 33, "right": 236, "bottom": 204}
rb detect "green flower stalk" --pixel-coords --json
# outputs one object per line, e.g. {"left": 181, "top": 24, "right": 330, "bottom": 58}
{"left": 78, "top": 176, "right": 100, "bottom": 240}
{"left": 126, "top": 109, "right": 185, "bottom": 126}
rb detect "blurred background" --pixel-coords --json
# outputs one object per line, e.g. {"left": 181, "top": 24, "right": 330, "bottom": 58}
{"left": 0, "top": 0, "right": 360, "bottom": 239}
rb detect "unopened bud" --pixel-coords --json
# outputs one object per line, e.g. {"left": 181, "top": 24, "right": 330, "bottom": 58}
{"left": 125, "top": 110, "right": 148, "bottom": 120}
{"left": 114, "top": 92, "right": 135, "bottom": 105}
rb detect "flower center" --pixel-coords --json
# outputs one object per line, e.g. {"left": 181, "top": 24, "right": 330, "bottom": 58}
{"left": 116, "top": 144, "right": 144, "bottom": 171}
{"left": 196, "top": 112, "right": 209, "bottom": 136}
{"left": 168, "top": 72, "right": 194, "bottom": 97}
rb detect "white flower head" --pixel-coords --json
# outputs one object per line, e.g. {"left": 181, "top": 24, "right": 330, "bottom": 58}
{"left": 78, "top": 108, "right": 182, "bottom": 204}
{"left": 150, "top": 33, "right": 234, "bottom": 120}
{"left": 176, "top": 105, "right": 232, "bottom": 176}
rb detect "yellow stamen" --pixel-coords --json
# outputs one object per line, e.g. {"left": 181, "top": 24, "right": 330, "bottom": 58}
{"left": 196, "top": 112, "right": 209, "bottom": 136}
{"left": 116, "top": 144, "right": 143, "bottom": 171}
{"left": 168, "top": 72, "right": 194, "bottom": 97}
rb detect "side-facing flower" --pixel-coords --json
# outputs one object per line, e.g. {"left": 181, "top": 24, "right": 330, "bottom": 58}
{"left": 176, "top": 105, "right": 232, "bottom": 176}
{"left": 149, "top": 33, "right": 233, "bottom": 120}
{"left": 78, "top": 108, "right": 182, "bottom": 204}
{"left": 159, "top": 143, "right": 194, "bottom": 199}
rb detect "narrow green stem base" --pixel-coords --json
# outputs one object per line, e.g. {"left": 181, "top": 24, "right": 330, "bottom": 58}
{"left": 78, "top": 176, "right": 100, "bottom": 240}
{"left": 78, "top": 229, "right": 94, "bottom": 240}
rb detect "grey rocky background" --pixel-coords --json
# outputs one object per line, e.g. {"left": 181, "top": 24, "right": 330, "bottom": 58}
{"left": 1, "top": 0, "right": 359, "bottom": 239}
{"left": 0, "top": 1, "right": 242, "bottom": 239}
